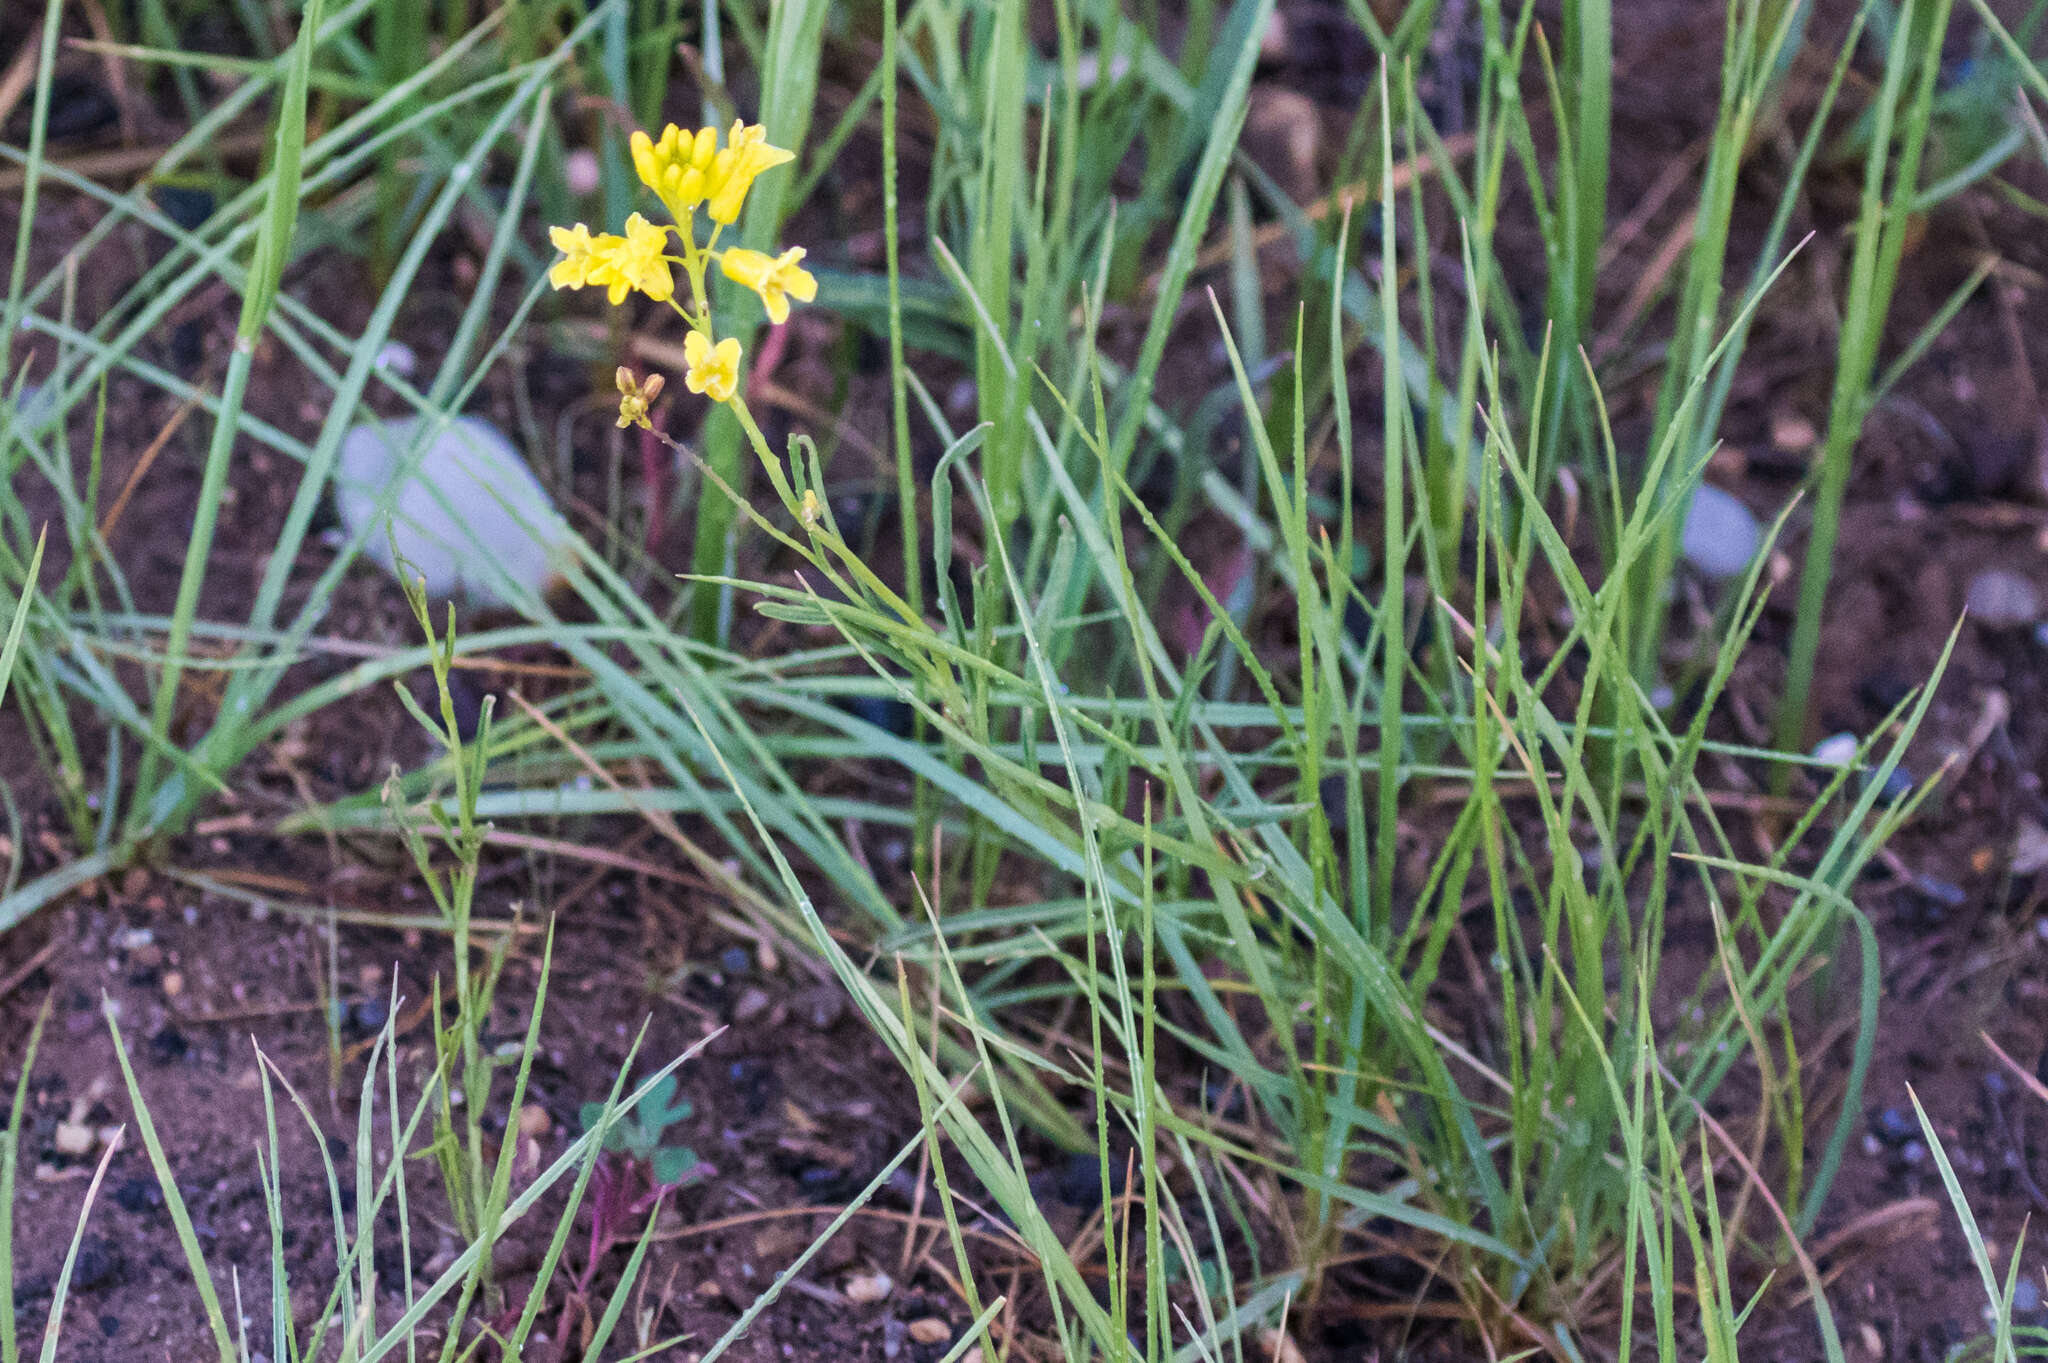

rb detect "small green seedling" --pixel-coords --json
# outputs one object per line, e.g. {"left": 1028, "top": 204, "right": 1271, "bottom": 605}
{"left": 572, "top": 1070, "right": 704, "bottom": 1304}
{"left": 580, "top": 1072, "right": 699, "bottom": 1186}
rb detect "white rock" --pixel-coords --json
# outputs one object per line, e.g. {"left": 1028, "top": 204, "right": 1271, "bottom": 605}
{"left": 564, "top": 148, "right": 601, "bottom": 196}
{"left": 1964, "top": 568, "right": 2041, "bottom": 629}
{"left": 333, "top": 415, "right": 572, "bottom": 609}
{"left": 843, "top": 1270, "right": 893, "bottom": 1304}
{"left": 1680, "top": 484, "right": 1762, "bottom": 581}
{"left": 1811, "top": 733, "right": 1859, "bottom": 769}
{"left": 373, "top": 340, "right": 418, "bottom": 377}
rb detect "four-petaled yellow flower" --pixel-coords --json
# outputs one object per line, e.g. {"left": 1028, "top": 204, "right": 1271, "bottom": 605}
{"left": 631, "top": 123, "right": 719, "bottom": 219}
{"left": 703, "top": 122, "right": 795, "bottom": 225}
{"left": 721, "top": 246, "right": 817, "bottom": 326}
{"left": 601, "top": 212, "right": 675, "bottom": 305}
{"left": 683, "top": 331, "right": 743, "bottom": 404}
{"left": 547, "top": 222, "right": 611, "bottom": 291}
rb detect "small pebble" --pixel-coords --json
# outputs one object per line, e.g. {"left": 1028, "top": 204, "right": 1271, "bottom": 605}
{"left": 733, "top": 987, "right": 772, "bottom": 1022}
{"left": 719, "top": 946, "right": 752, "bottom": 976}
{"left": 799, "top": 987, "right": 845, "bottom": 1032}
{"left": 564, "top": 148, "right": 601, "bottom": 196}
{"left": 1915, "top": 876, "right": 1967, "bottom": 909}
{"left": 844, "top": 1270, "right": 893, "bottom": 1304}
{"left": 69, "top": 1238, "right": 118, "bottom": 1291}
{"left": 1811, "top": 733, "right": 1860, "bottom": 770}
{"left": 517, "top": 1104, "right": 551, "bottom": 1139}
{"left": 1871, "top": 1107, "right": 1915, "bottom": 1145}
{"left": 907, "top": 1319, "right": 952, "bottom": 1346}
{"left": 1681, "top": 484, "right": 1763, "bottom": 581}
{"left": 1864, "top": 764, "right": 1913, "bottom": 804}
{"left": 1965, "top": 568, "right": 2042, "bottom": 629}
{"left": 2015, "top": 1278, "right": 2042, "bottom": 1314}
{"left": 351, "top": 997, "right": 389, "bottom": 1031}
{"left": 154, "top": 184, "right": 214, "bottom": 233}
{"left": 1259, "top": 1329, "right": 1307, "bottom": 1363}
{"left": 373, "top": 340, "right": 417, "bottom": 377}
{"left": 145, "top": 1023, "right": 185, "bottom": 1064}
{"left": 1770, "top": 411, "right": 1818, "bottom": 453}
{"left": 1899, "top": 1139, "right": 1927, "bottom": 1166}
{"left": 111, "top": 1178, "right": 160, "bottom": 1214}
{"left": 846, "top": 694, "right": 914, "bottom": 738}
{"left": 53, "top": 1122, "right": 95, "bottom": 1156}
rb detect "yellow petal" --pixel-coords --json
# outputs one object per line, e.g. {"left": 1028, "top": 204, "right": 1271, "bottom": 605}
{"left": 708, "top": 338, "right": 742, "bottom": 401}
{"left": 630, "top": 130, "right": 659, "bottom": 191}
{"left": 777, "top": 248, "right": 817, "bottom": 303}
{"left": 719, "top": 247, "right": 773, "bottom": 290}
{"left": 690, "top": 125, "right": 719, "bottom": 168}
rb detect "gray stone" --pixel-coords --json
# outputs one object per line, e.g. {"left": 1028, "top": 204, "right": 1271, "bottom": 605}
{"left": 1964, "top": 568, "right": 2041, "bottom": 629}
{"left": 333, "top": 415, "right": 572, "bottom": 608}
{"left": 1681, "top": 484, "right": 1762, "bottom": 581}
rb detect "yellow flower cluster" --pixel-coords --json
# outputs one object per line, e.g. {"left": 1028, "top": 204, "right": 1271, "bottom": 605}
{"left": 545, "top": 118, "right": 815, "bottom": 423}
{"left": 631, "top": 121, "right": 794, "bottom": 226}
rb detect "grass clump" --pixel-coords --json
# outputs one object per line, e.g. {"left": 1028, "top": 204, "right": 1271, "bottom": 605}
{"left": 4, "top": 0, "right": 2044, "bottom": 1357}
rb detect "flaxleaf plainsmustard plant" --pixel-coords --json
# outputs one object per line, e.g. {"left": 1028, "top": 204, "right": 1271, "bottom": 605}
{"left": 548, "top": 116, "right": 921, "bottom": 633}
{"left": 546, "top": 118, "right": 812, "bottom": 426}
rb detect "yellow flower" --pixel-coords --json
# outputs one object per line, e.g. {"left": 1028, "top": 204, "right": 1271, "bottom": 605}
{"left": 683, "top": 330, "right": 743, "bottom": 403}
{"left": 547, "top": 222, "right": 614, "bottom": 291}
{"left": 720, "top": 246, "right": 817, "bottom": 325}
{"left": 702, "top": 122, "right": 795, "bottom": 225}
{"left": 615, "top": 367, "right": 665, "bottom": 429}
{"left": 547, "top": 216, "right": 674, "bottom": 304}
{"left": 595, "top": 212, "right": 675, "bottom": 305}
{"left": 631, "top": 123, "right": 719, "bottom": 219}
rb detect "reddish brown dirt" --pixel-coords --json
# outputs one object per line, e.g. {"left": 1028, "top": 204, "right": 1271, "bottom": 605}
{"left": 0, "top": 851, "right": 950, "bottom": 1362}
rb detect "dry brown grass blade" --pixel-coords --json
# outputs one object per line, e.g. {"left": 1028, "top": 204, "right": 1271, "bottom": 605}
{"left": 0, "top": 28, "right": 42, "bottom": 131}
{"left": 0, "top": 935, "right": 62, "bottom": 1003}
{"left": 1803, "top": 1195, "right": 1942, "bottom": 1274}
{"left": 70, "top": 0, "right": 140, "bottom": 144}
{"left": 1600, "top": 136, "right": 1710, "bottom": 270}
{"left": 1674, "top": 1071, "right": 1840, "bottom": 1320}
{"left": 161, "top": 865, "right": 531, "bottom": 937}
{"left": 99, "top": 390, "right": 199, "bottom": 541}
{"left": 647, "top": 1201, "right": 1038, "bottom": 1260}
{"left": 1982, "top": 1030, "right": 2048, "bottom": 1108}
{"left": 1593, "top": 207, "right": 1698, "bottom": 363}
